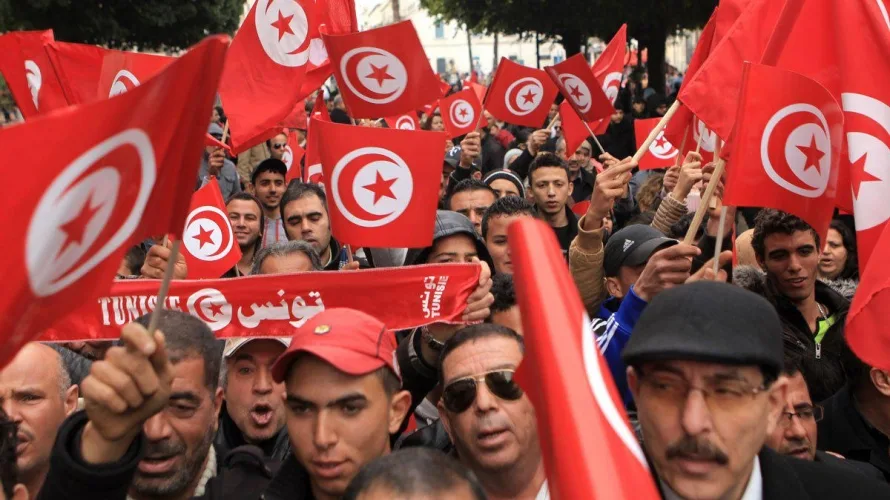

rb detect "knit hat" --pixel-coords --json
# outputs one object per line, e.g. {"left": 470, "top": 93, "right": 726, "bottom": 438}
{"left": 484, "top": 169, "right": 525, "bottom": 198}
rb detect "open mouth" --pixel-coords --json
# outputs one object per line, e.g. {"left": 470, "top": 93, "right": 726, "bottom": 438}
{"left": 250, "top": 404, "right": 274, "bottom": 427}
{"left": 139, "top": 455, "right": 178, "bottom": 474}
{"left": 476, "top": 428, "right": 509, "bottom": 447}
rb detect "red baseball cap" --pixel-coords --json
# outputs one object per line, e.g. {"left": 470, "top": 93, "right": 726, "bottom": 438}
{"left": 271, "top": 308, "right": 400, "bottom": 383}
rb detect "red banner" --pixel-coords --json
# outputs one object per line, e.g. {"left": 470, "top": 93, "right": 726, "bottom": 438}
{"left": 40, "top": 263, "right": 480, "bottom": 341}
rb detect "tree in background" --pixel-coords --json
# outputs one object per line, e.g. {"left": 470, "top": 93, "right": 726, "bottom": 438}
{"left": 420, "top": 0, "right": 716, "bottom": 95}
{"left": 0, "top": 0, "right": 243, "bottom": 52}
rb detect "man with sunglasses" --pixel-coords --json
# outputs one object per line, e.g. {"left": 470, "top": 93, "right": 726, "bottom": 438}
{"left": 248, "top": 159, "right": 288, "bottom": 249}
{"left": 623, "top": 282, "right": 889, "bottom": 499}
{"left": 438, "top": 324, "right": 547, "bottom": 500}
{"left": 267, "top": 132, "right": 289, "bottom": 163}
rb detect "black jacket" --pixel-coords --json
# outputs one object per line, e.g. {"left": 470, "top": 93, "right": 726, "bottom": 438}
{"left": 818, "top": 384, "right": 890, "bottom": 481}
{"left": 814, "top": 450, "right": 885, "bottom": 481}
{"left": 571, "top": 168, "right": 596, "bottom": 204}
{"left": 214, "top": 403, "right": 290, "bottom": 465}
{"left": 754, "top": 447, "right": 890, "bottom": 498}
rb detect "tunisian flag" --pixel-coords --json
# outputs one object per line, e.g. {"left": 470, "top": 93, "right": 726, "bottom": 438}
{"left": 0, "top": 36, "right": 227, "bottom": 370}
{"left": 545, "top": 54, "right": 614, "bottom": 123}
{"left": 635, "top": 118, "right": 680, "bottom": 170}
{"left": 560, "top": 100, "right": 598, "bottom": 159}
{"left": 218, "top": 0, "right": 317, "bottom": 155}
{"left": 723, "top": 62, "right": 843, "bottom": 241}
{"left": 592, "top": 24, "right": 627, "bottom": 105}
{"left": 509, "top": 218, "right": 661, "bottom": 500}
{"left": 324, "top": 21, "right": 442, "bottom": 119}
{"left": 180, "top": 178, "right": 243, "bottom": 279}
{"left": 303, "top": 97, "right": 330, "bottom": 185}
{"left": 440, "top": 88, "right": 482, "bottom": 138}
{"left": 0, "top": 30, "right": 69, "bottom": 117}
{"left": 314, "top": 118, "right": 446, "bottom": 247}
{"left": 283, "top": 130, "right": 306, "bottom": 182}
{"left": 384, "top": 113, "right": 420, "bottom": 131}
{"left": 485, "top": 58, "right": 558, "bottom": 128}
{"left": 846, "top": 223, "right": 890, "bottom": 371}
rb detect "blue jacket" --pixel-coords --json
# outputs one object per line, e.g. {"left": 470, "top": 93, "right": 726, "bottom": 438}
{"left": 590, "top": 286, "right": 648, "bottom": 409}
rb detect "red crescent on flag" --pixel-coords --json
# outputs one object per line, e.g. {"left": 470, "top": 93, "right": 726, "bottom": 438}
{"left": 764, "top": 109, "right": 829, "bottom": 193}
{"left": 342, "top": 49, "right": 402, "bottom": 101}
{"left": 334, "top": 151, "right": 398, "bottom": 224}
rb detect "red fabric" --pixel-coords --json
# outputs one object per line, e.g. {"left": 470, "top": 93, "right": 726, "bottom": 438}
{"left": 283, "top": 130, "right": 305, "bottom": 178}
{"left": 315, "top": 118, "right": 446, "bottom": 247}
{"left": 560, "top": 100, "right": 597, "bottom": 158}
{"left": 303, "top": 102, "right": 329, "bottom": 185}
{"left": 296, "top": 0, "right": 358, "bottom": 100}
{"left": 439, "top": 78, "right": 452, "bottom": 96}
{"left": 179, "top": 178, "right": 243, "bottom": 279}
{"left": 40, "top": 263, "right": 480, "bottom": 341}
{"left": 384, "top": 113, "right": 420, "bottom": 131}
{"left": 571, "top": 200, "right": 591, "bottom": 216}
{"left": 591, "top": 24, "right": 627, "bottom": 105}
{"left": 464, "top": 81, "right": 487, "bottom": 103}
{"left": 634, "top": 118, "right": 680, "bottom": 170}
{"left": 723, "top": 62, "right": 843, "bottom": 241}
{"left": 0, "top": 36, "right": 227, "bottom": 370}
{"left": 714, "top": 0, "right": 748, "bottom": 42}
{"left": 509, "top": 218, "right": 661, "bottom": 500}
{"left": 484, "top": 58, "right": 558, "bottom": 128}
{"left": 545, "top": 54, "right": 614, "bottom": 123}
{"left": 218, "top": 0, "right": 317, "bottom": 154}
{"left": 846, "top": 223, "right": 890, "bottom": 371}
{"left": 281, "top": 99, "right": 309, "bottom": 130}
{"left": 204, "top": 133, "right": 233, "bottom": 156}
{"left": 0, "top": 30, "right": 69, "bottom": 117}
{"left": 312, "top": 91, "right": 331, "bottom": 122}
{"left": 439, "top": 88, "right": 482, "bottom": 138}
{"left": 324, "top": 21, "right": 442, "bottom": 119}
{"left": 98, "top": 51, "right": 173, "bottom": 99}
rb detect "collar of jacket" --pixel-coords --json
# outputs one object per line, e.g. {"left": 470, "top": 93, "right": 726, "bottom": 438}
{"left": 769, "top": 279, "right": 849, "bottom": 332}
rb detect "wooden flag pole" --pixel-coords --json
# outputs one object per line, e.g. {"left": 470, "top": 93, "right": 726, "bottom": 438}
{"left": 220, "top": 120, "right": 230, "bottom": 145}
{"left": 694, "top": 127, "right": 703, "bottom": 155}
{"left": 545, "top": 113, "right": 560, "bottom": 131}
{"left": 683, "top": 157, "right": 726, "bottom": 244}
{"left": 674, "top": 126, "right": 690, "bottom": 168}
{"left": 631, "top": 100, "right": 681, "bottom": 164}
{"left": 581, "top": 121, "right": 607, "bottom": 157}
{"left": 146, "top": 239, "right": 182, "bottom": 335}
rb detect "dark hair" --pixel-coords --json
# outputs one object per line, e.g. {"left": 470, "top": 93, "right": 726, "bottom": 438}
{"left": 447, "top": 179, "right": 496, "bottom": 211}
{"left": 481, "top": 195, "right": 535, "bottom": 239}
{"left": 251, "top": 240, "right": 323, "bottom": 275}
{"left": 421, "top": 110, "right": 441, "bottom": 131}
{"left": 122, "top": 245, "right": 147, "bottom": 276}
{"left": 214, "top": 106, "right": 226, "bottom": 124}
{"left": 752, "top": 209, "right": 820, "bottom": 261}
{"left": 343, "top": 448, "right": 487, "bottom": 500}
{"left": 489, "top": 273, "right": 516, "bottom": 316}
{"left": 626, "top": 211, "right": 656, "bottom": 227}
{"left": 0, "top": 409, "right": 17, "bottom": 499}
{"left": 134, "top": 310, "right": 223, "bottom": 391}
{"left": 375, "top": 366, "right": 402, "bottom": 398}
{"left": 669, "top": 212, "right": 697, "bottom": 240}
{"left": 251, "top": 158, "right": 287, "bottom": 185}
{"left": 827, "top": 219, "right": 859, "bottom": 280}
{"left": 279, "top": 182, "right": 327, "bottom": 223}
{"left": 528, "top": 152, "right": 570, "bottom": 183}
{"left": 226, "top": 192, "right": 266, "bottom": 252}
{"left": 438, "top": 324, "right": 524, "bottom": 387}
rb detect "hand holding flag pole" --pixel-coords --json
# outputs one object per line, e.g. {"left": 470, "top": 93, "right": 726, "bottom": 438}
{"left": 631, "top": 100, "right": 681, "bottom": 164}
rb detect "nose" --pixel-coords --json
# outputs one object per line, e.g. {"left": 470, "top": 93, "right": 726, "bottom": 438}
{"left": 547, "top": 185, "right": 556, "bottom": 197}
{"left": 788, "top": 252, "right": 803, "bottom": 272}
{"left": 473, "top": 380, "right": 498, "bottom": 413}
{"left": 300, "top": 220, "right": 314, "bottom": 236}
{"left": 312, "top": 412, "right": 338, "bottom": 450}
{"left": 680, "top": 389, "right": 714, "bottom": 436}
{"left": 143, "top": 412, "right": 174, "bottom": 442}
{"left": 470, "top": 212, "right": 483, "bottom": 230}
{"left": 253, "top": 366, "right": 274, "bottom": 395}
{"left": 821, "top": 243, "right": 831, "bottom": 256}
{"left": 2, "top": 400, "right": 21, "bottom": 423}
{"left": 785, "top": 414, "right": 808, "bottom": 440}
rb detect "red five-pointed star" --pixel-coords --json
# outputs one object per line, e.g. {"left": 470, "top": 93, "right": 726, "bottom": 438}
{"left": 59, "top": 194, "right": 102, "bottom": 256}
{"left": 193, "top": 224, "right": 215, "bottom": 249}
{"left": 458, "top": 107, "right": 469, "bottom": 118}
{"left": 363, "top": 171, "right": 398, "bottom": 204}
{"left": 654, "top": 135, "right": 669, "bottom": 149}
{"left": 521, "top": 89, "right": 537, "bottom": 104}
{"left": 365, "top": 64, "right": 394, "bottom": 88}
{"left": 796, "top": 135, "right": 825, "bottom": 174}
{"left": 850, "top": 152, "right": 881, "bottom": 199}
{"left": 270, "top": 11, "right": 295, "bottom": 41}
{"left": 569, "top": 85, "right": 584, "bottom": 101}
{"left": 207, "top": 302, "right": 224, "bottom": 318}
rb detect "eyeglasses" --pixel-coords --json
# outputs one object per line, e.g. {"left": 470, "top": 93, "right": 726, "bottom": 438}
{"left": 442, "top": 370, "right": 523, "bottom": 413}
{"left": 639, "top": 372, "right": 767, "bottom": 414}
{"left": 779, "top": 405, "right": 824, "bottom": 427}
{"left": 272, "top": 143, "right": 287, "bottom": 149}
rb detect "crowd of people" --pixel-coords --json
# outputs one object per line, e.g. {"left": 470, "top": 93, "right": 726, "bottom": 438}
{"left": 0, "top": 62, "right": 887, "bottom": 500}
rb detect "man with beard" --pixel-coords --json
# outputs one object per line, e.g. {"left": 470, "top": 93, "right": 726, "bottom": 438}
{"left": 0, "top": 344, "right": 78, "bottom": 497}
{"left": 249, "top": 159, "right": 288, "bottom": 249}
{"left": 225, "top": 193, "right": 264, "bottom": 276}
{"left": 623, "top": 282, "right": 889, "bottom": 499}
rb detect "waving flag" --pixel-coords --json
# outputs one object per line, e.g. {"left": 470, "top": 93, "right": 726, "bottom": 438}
{"left": 846, "top": 223, "right": 890, "bottom": 371}
{"left": 592, "top": 24, "right": 627, "bottom": 105}
{"left": 180, "top": 178, "right": 243, "bottom": 279}
{"left": 0, "top": 30, "right": 69, "bottom": 117}
{"left": 440, "top": 88, "right": 482, "bottom": 138}
{"left": 635, "top": 118, "right": 680, "bottom": 170}
{"left": 485, "top": 58, "right": 558, "bottom": 128}
{"left": 545, "top": 54, "right": 614, "bottom": 123}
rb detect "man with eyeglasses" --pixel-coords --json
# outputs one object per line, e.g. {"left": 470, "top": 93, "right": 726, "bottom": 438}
{"left": 437, "top": 324, "right": 548, "bottom": 500}
{"left": 623, "top": 282, "right": 889, "bottom": 499}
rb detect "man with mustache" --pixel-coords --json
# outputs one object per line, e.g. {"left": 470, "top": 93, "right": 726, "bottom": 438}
{"left": 623, "top": 281, "right": 890, "bottom": 499}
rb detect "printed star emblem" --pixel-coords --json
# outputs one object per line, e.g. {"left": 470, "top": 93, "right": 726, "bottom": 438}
{"left": 569, "top": 85, "right": 584, "bottom": 101}
{"left": 796, "top": 135, "right": 825, "bottom": 174}
{"left": 654, "top": 135, "right": 669, "bottom": 149}
{"left": 207, "top": 302, "right": 224, "bottom": 318}
{"left": 270, "top": 11, "right": 295, "bottom": 41}
{"left": 458, "top": 107, "right": 469, "bottom": 118}
{"left": 363, "top": 171, "right": 398, "bottom": 204}
{"left": 193, "top": 224, "right": 215, "bottom": 249}
{"left": 521, "top": 89, "right": 537, "bottom": 104}
{"left": 365, "top": 64, "right": 395, "bottom": 88}
{"left": 59, "top": 194, "right": 102, "bottom": 256}
{"left": 850, "top": 152, "right": 881, "bottom": 200}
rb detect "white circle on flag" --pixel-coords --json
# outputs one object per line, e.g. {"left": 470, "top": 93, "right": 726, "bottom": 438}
{"left": 693, "top": 117, "right": 717, "bottom": 154}
{"left": 395, "top": 115, "right": 416, "bottom": 130}
{"left": 109, "top": 70, "right": 140, "bottom": 97}
{"left": 340, "top": 47, "right": 408, "bottom": 105}
{"left": 331, "top": 147, "right": 413, "bottom": 227}
{"left": 602, "top": 72, "right": 622, "bottom": 104}
{"left": 282, "top": 145, "right": 294, "bottom": 170}
{"left": 187, "top": 288, "right": 232, "bottom": 331}
{"left": 842, "top": 92, "right": 890, "bottom": 229}
{"left": 183, "top": 206, "right": 234, "bottom": 262}
{"left": 648, "top": 131, "right": 678, "bottom": 160}
{"left": 558, "top": 74, "right": 591, "bottom": 114}
{"left": 505, "top": 77, "right": 544, "bottom": 116}
{"left": 254, "top": 0, "right": 312, "bottom": 67}
{"left": 449, "top": 99, "right": 474, "bottom": 128}
{"left": 760, "top": 103, "right": 832, "bottom": 199}
{"left": 24, "top": 60, "right": 41, "bottom": 109}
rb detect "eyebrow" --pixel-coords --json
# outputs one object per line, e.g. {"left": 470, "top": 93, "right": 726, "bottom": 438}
{"left": 793, "top": 402, "right": 814, "bottom": 411}
{"left": 286, "top": 392, "right": 368, "bottom": 409}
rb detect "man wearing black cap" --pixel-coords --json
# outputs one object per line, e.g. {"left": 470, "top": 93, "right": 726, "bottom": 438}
{"left": 248, "top": 159, "right": 288, "bottom": 248}
{"left": 623, "top": 281, "right": 890, "bottom": 499}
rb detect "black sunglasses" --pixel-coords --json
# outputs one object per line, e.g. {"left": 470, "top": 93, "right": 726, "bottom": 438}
{"left": 272, "top": 143, "right": 287, "bottom": 149}
{"left": 442, "top": 370, "right": 523, "bottom": 413}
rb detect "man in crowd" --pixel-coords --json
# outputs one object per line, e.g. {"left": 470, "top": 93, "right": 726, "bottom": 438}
{"left": 248, "top": 159, "right": 288, "bottom": 249}
{"left": 0, "top": 408, "right": 28, "bottom": 500}
{"left": 528, "top": 152, "right": 577, "bottom": 260}
{"left": 562, "top": 138, "right": 596, "bottom": 203}
{"left": 0, "top": 344, "right": 78, "bottom": 496}
{"left": 225, "top": 192, "right": 264, "bottom": 277}
{"left": 448, "top": 179, "right": 497, "bottom": 235}
{"left": 251, "top": 240, "right": 323, "bottom": 275}
{"left": 201, "top": 123, "right": 241, "bottom": 200}
{"left": 483, "top": 169, "right": 525, "bottom": 199}
{"left": 438, "top": 324, "right": 547, "bottom": 499}
{"left": 746, "top": 209, "right": 849, "bottom": 402}
{"left": 279, "top": 182, "right": 360, "bottom": 270}
{"left": 623, "top": 282, "right": 890, "bottom": 499}
{"left": 481, "top": 196, "right": 536, "bottom": 275}
{"left": 267, "top": 132, "right": 289, "bottom": 163}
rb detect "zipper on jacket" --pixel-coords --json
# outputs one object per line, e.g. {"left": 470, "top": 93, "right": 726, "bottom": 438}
{"left": 815, "top": 342, "right": 822, "bottom": 360}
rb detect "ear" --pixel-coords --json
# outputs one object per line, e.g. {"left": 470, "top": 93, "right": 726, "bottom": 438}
{"left": 212, "top": 387, "right": 224, "bottom": 432}
{"left": 11, "top": 483, "right": 28, "bottom": 500}
{"left": 387, "top": 390, "right": 412, "bottom": 435}
{"left": 64, "top": 384, "right": 79, "bottom": 416}
{"left": 627, "top": 366, "right": 641, "bottom": 402}
{"left": 869, "top": 369, "right": 890, "bottom": 397}
{"left": 605, "top": 277, "right": 624, "bottom": 299}
{"left": 437, "top": 400, "right": 455, "bottom": 441}
{"left": 568, "top": 179, "right": 574, "bottom": 196}
{"left": 765, "top": 376, "right": 789, "bottom": 436}
{"left": 247, "top": 183, "right": 256, "bottom": 195}
{"left": 755, "top": 252, "right": 766, "bottom": 272}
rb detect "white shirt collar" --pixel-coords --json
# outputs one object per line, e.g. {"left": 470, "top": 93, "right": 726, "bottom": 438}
{"left": 660, "top": 456, "right": 762, "bottom": 500}
{"left": 536, "top": 480, "right": 551, "bottom": 500}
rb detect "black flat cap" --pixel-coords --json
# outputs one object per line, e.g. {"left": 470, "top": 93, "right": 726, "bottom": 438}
{"left": 622, "top": 281, "right": 783, "bottom": 375}
{"left": 604, "top": 224, "right": 677, "bottom": 277}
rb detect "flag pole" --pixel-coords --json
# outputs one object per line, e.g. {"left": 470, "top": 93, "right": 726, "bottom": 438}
{"left": 674, "top": 126, "right": 689, "bottom": 168}
{"left": 146, "top": 239, "right": 182, "bottom": 335}
{"left": 581, "top": 121, "right": 606, "bottom": 156}
{"left": 713, "top": 205, "right": 728, "bottom": 275}
{"left": 220, "top": 120, "right": 230, "bottom": 145}
{"left": 631, "top": 100, "right": 681, "bottom": 164}
{"left": 682, "top": 157, "right": 726, "bottom": 244}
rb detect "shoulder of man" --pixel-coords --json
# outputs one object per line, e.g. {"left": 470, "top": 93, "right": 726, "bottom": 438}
{"left": 815, "top": 450, "right": 886, "bottom": 481}
{"left": 203, "top": 445, "right": 280, "bottom": 500}
{"left": 760, "top": 447, "right": 890, "bottom": 499}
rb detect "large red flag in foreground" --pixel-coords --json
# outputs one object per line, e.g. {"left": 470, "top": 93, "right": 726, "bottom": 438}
{"left": 0, "top": 30, "right": 69, "bottom": 117}
{"left": 315, "top": 118, "right": 446, "bottom": 247}
{"left": 324, "top": 21, "right": 442, "bottom": 119}
{"left": 723, "top": 62, "right": 843, "bottom": 241}
{"left": 440, "top": 88, "right": 482, "bottom": 138}
{"left": 0, "top": 36, "right": 227, "bottom": 370}
{"left": 635, "top": 118, "right": 679, "bottom": 170}
{"left": 180, "top": 178, "right": 243, "bottom": 279}
{"left": 485, "top": 58, "right": 558, "bottom": 128}
{"left": 846, "top": 223, "right": 890, "bottom": 371}
{"left": 545, "top": 54, "right": 614, "bottom": 123}
{"left": 509, "top": 218, "right": 660, "bottom": 500}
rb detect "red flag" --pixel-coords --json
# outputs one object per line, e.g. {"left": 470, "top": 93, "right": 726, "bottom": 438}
{"left": 179, "top": 178, "right": 243, "bottom": 279}
{"left": 204, "top": 133, "right": 233, "bottom": 156}
{"left": 509, "top": 218, "right": 661, "bottom": 500}
{"left": 714, "top": 0, "right": 748, "bottom": 42}
{"left": 439, "top": 88, "right": 482, "bottom": 138}
{"left": 634, "top": 118, "right": 680, "bottom": 170}
{"left": 846, "top": 223, "right": 890, "bottom": 371}
{"left": 679, "top": 115, "right": 719, "bottom": 164}
{"left": 485, "top": 57, "right": 558, "bottom": 128}
{"left": 296, "top": 0, "right": 359, "bottom": 100}
{"left": 545, "top": 54, "right": 614, "bottom": 123}
{"left": 98, "top": 51, "right": 173, "bottom": 99}
{"left": 0, "top": 30, "right": 69, "bottom": 117}
{"left": 218, "top": 0, "right": 318, "bottom": 154}
{"left": 0, "top": 36, "right": 227, "bottom": 369}
{"left": 315, "top": 118, "right": 446, "bottom": 247}
{"left": 280, "top": 99, "right": 309, "bottom": 130}
{"left": 438, "top": 78, "right": 452, "bottom": 96}
{"left": 282, "top": 130, "right": 306, "bottom": 178}
{"left": 723, "top": 62, "right": 843, "bottom": 240}
{"left": 303, "top": 100, "right": 329, "bottom": 185}
{"left": 384, "top": 113, "right": 420, "bottom": 131}
{"left": 591, "top": 24, "right": 627, "bottom": 105}
{"left": 311, "top": 91, "right": 331, "bottom": 122}
{"left": 560, "top": 100, "right": 597, "bottom": 159}
{"left": 464, "top": 81, "right": 487, "bottom": 103}
{"left": 324, "top": 21, "right": 442, "bottom": 119}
